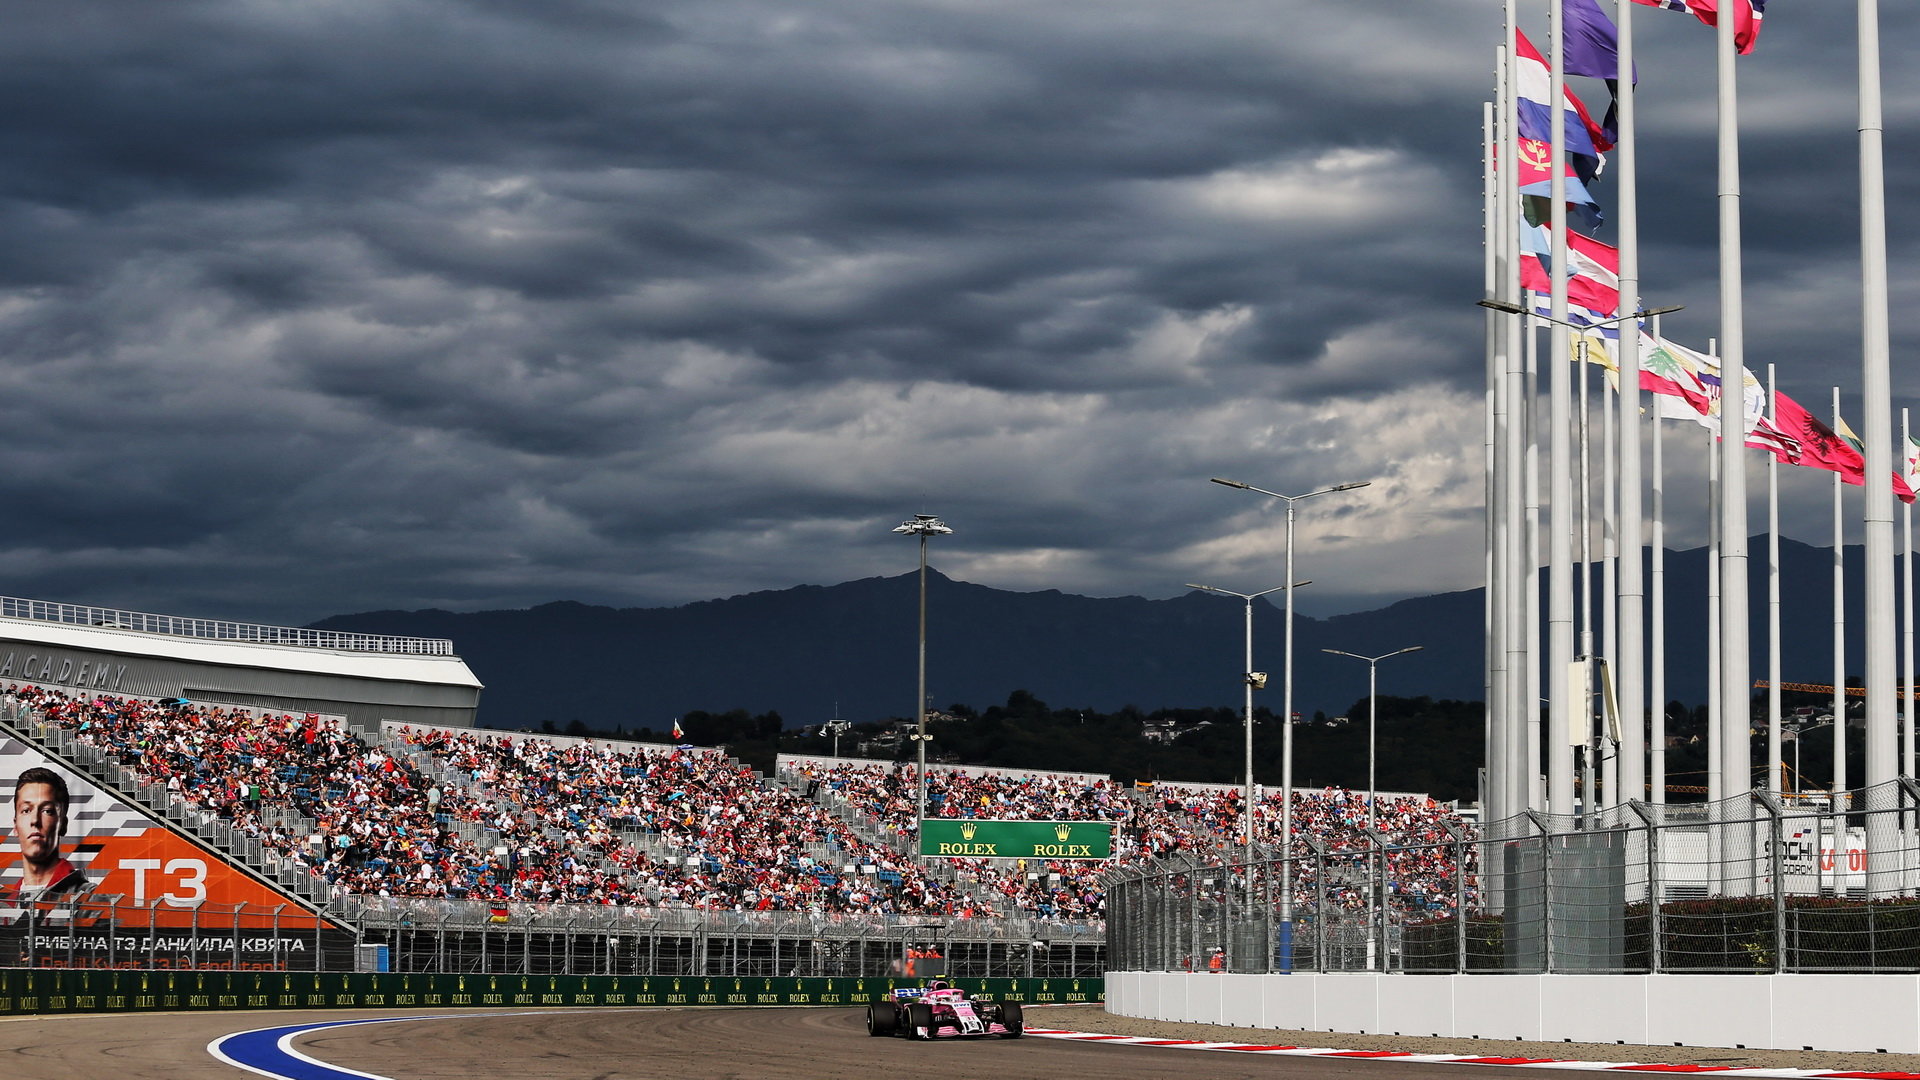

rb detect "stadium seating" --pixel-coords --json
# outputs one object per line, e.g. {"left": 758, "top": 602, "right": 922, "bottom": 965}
{"left": 3, "top": 682, "right": 1473, "bottom": 923}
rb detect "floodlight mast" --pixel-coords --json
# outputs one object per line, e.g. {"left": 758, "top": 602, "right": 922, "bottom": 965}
{"left": 893, "top": 514, "right": 952, "bottom": 858}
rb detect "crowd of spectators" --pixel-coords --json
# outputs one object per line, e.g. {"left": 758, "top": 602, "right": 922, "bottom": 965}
{"left": 400, "top": 728, "right": 1012, "bottom": 916}
{"left": 3, "top": 682, "right": 1472, "bottom": 923}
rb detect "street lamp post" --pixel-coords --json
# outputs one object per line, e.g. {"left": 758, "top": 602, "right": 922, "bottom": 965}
{"left": 893, "top": 514, "right": 952, "bottom": 858}
{"left": 1323, "top": 644, "right": 1424, "bottom": 970}
{"left": 1187, "top": 582, "right": 1293, "bottom": 868}
{"left": 1210, "top": 476, "right": 1370, "bottom": 961}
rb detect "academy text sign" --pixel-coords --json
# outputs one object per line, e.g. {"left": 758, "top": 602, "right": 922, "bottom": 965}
{"left": 919, "top": 820, "right": 1113, "bottom": 860}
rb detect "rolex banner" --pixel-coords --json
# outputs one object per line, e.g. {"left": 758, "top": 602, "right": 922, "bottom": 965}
{"left": 918, "top": 820, "right": 1112, "bottom": 860}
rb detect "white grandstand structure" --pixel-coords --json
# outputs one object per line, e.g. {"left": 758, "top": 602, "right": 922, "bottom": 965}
{"left": 0, "top": 594, "right": 482, "bottom": 732}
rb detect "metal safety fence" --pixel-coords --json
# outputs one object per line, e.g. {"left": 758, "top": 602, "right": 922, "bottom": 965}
{"left": 2, "top": 893, "right": 1105, "bottom": 979}
{"left": 1103, "top": 779, "right": 1920, "bottom": 974}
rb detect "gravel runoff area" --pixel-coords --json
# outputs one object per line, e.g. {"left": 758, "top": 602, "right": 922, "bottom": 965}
{"left": 1043, "top": 1004, "right": 1920, "bottom": 1073}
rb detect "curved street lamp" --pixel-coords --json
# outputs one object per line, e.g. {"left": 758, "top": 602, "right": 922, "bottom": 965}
{"left": 1322, "top": 643, "right": 1423, "bottom": 971}
{"left": 1187, "top": 580, "right": 1309, "bottom": 875}
{"left": 1210, "top": 475, "right": 1370, "bottom": 953}
{"left": 893, "top": 514, "right": 952, "bottom": 857}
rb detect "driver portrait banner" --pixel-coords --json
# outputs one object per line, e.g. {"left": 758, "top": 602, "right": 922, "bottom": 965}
{"left": 0, "top": 736, "right": 321, "bottom": 928}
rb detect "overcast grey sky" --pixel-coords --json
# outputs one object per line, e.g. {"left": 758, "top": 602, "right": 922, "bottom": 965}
{"left": 0, "top": 0, "right": 1913, "bottom": 627}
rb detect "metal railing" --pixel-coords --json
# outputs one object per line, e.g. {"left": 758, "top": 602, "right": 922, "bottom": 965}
{"left": 0, "top": 595, "right": 453, "bottom": 655}
{"left": 1104, "top": 780, "right": 1920, "bottom": 974}
{"left": 2, "top": 894, "right": 1104, "bottom": 979}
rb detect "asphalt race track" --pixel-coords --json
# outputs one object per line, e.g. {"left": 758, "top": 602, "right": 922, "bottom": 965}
{"left": 0, "top": 1006, "right": 1549, "bottom": 1080}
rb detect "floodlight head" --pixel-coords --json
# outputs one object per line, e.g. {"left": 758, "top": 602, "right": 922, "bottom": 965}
{"left": 894, "top": 515, "right": 953, "bottom": 536}
{"left": 1209, "top": 477, "right": 1250, "bottom": 490}
{"left": 1331, "top": 481, "right": 1372, "bottom": 493}
{"left": 1477, "top": 298, "right": 1526, "bottom": 315}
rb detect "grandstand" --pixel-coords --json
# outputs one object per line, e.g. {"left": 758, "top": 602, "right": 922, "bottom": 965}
{"left": 0, "top": 602, "right": 1472, "bottom": 981}
{"left": 0, "top": 664, "right": 1474, "bottom": 976}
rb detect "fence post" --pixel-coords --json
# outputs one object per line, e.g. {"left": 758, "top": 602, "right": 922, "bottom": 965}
{"left": 1753, "top": 790, "right": 1786, "bottom": 972}
{"left": 1521, "top": 811, "right": 1553, "bottom": 973}
{"left": 1262, "top": 846, "right": 1277, "bottom": 973}
{"left": 1898, "top": 777, "right": 1920, "bottom": 900}
{"left": 1626, "top": 801, "right": 1661, "bottom": 973}
{"left": 1364, "top": 827, "right": 1388, "bottom": 971}
{"left": 1445, "top": 820, "right": 1468, "bottom": 973}
{"left": 1302, "top": 836, "right": 1327, "bottom": 972}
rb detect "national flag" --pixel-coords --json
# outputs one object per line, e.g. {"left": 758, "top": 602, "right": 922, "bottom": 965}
{"left": 1638, "top": 333, "right": 1715, "bottom": 414}
{"left": 672, "top": 718, "right": 684, "bottom": 740}
{"left": 1629, "top": 0, "right": 1766, "bottom": 56}
{"left": 1513, "top": 30, "right": 1614, "bottom": 183}
{"left": 1907, "top": 435, "right": 1920, "bottom": 492}
{"left": 1564, "top": 0, "right": 1636, "bottom": 84}
{"left": 1709, "top": 360, "right": 1768, "bottom": 440}
{"left": 1644, "top": 339, "right": 1786, "bottom": 458}
{"left": 489, "top": 905, "right": 510, "bottom": 924}
{"left": 1515, "top": 137, "right": 1605, "bottom": 233}
{"left": 1835, "top": 416, "right": 1915, "bottom": 505}
{"left": 1747, "top": 413, "right": 1800, "bottom": 462}
{"left": 1519, "top": 221, "right": 1620, "bottom": 316}
{"left": 1773, "top": 390, "right": 1867, "bottom": 483}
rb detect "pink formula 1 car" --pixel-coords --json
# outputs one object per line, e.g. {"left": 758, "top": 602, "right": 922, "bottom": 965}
{"left": 866, "top": 981, "right": 1025, "bottom": 1040}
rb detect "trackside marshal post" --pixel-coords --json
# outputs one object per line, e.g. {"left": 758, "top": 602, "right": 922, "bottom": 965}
{"left": 918, "top": 820, "right": 1113, "bottom": 859}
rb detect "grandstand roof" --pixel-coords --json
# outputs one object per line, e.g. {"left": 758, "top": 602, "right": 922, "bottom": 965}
{"left": 0, "top": 614, "right": 481, "bottom": 689}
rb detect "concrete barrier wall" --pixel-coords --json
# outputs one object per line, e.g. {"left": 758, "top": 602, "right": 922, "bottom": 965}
{"left": 1109, "top": 971, "right": 1920, "bottom": 1054}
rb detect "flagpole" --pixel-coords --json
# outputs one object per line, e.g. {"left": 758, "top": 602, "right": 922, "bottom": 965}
{"left": 1528, "top": 316, "right": 1545, "bottom": 812}
{"left": 1905, "top": 405, "right": 1915, "bottom": 788}
{"left": 1484, "top": 94, "right": 1507, "bottom": 836}
{"left": 1767, "top": 363, "right": 1782, "bottom": 795}
{"left": 1858, "top": 0, "right": 1898, "bottom": 898}
{"left": 1502, "top": 0, "right": 1532, "bottom": 821}
{"left": 1904, "top": 405, "right": 1915, "bottom": 888}
{"left": 1614, "top": 0, "right": 1647, "bottom": 819}
{"left": 1708, "top": 406, "right": 1726, "bottom": 888}
{"left": 1651, "top": 313, "right": 1667, "bottom": 807}
{"left": 1548, "top": 0, "right": 1578, "bottom": 822}
{"left": 1603, "top": 354, "right": 1617, "bottom": 809}
{"left": 1579, "top": 337, "right": 1596, "bottom": 808}
{"left": 1906, "top": 406, "right": 1915, "bottom": 892}
{"left": 1714, "top": 0, "right": 1755, "bottom": 893}
{"left": 1708, "top": 412, "right": 1722, "bottom": 808}
{"left": 1834, "top": 388, "right": 1849, "bottom": 862}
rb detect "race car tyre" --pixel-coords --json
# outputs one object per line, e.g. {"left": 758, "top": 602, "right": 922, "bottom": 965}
{"left": 907, "top": 1002, "right": 935, "bottom": 1040}
{"left": 997, "top": 1001, "right": 1025, "bottom": 1038}
{"left": 867, "top": 1003, "right": 898, "bottom": 1037}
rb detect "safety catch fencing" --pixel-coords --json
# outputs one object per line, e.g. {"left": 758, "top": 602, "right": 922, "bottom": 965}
{"left": 1, "top": 893, "right": 1105, "bottom": 980}
{"left": 1103, "top": 779, "right": 1920, "bottom": 974}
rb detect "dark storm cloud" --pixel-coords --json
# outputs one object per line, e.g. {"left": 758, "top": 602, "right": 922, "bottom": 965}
{"left": 0, "top": 0, "right": 1910, "bottom": 627}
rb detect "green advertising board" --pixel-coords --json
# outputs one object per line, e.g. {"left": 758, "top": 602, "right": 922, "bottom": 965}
{"left": 918, "top": 819, "right": 1113, "bottom": 859}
